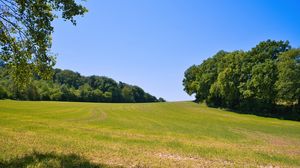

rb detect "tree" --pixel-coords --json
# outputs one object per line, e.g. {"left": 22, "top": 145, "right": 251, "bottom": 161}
{"left": 48, "top": 83, "right": 62, "bottom": 101}
{"left": 35, "top": 80, "right": 51, "bottom": 100}
{"left": 54, "top": 69, "right": 83, "bottom": 88}
{"left": 60, "top": 84, "right": 76, "bottom": 101}
{"left": 103, "top": 92, "right": 112, "bottom": 102}
{"left": 90, "top": 89, "right": 104, "bottom": 102}
{"left": 0, "top": 0, "right": 87, "bottom": 87}
{"left": 246, "top": 59, "right": 278, "bottom": 110}
{"left": 0, "top": 84, "right": 7, "bottom": 99}
{"left": 79, "top": 83, "right": 92, "bottom": 101}
{"left": 249, "top": 40, "right": 290, "bottom": 62}
{"left": 183, "top": 50, "right": 227, "bottom": 102}
{"left": 121, "top": 85, "right": 135, "bottom": 102}
{"left": 158, "top": 97, "right": 166, "bottom": 102}
{"left": 183, "top": 40, "right": 299, "bottom": 116}
{"left": 0, "top": 66, "right": 163, "bottom": 103}
{"left": 183, "top": 65, "right": 199, "bottom": 96}
{"left": 209, "top": 51, "right": 245, "bottom": 108}
{"left": 276, "top": 49, "right": 300, "bottom": 106}
{"left": 26, "top": 83, "right": 39, "bottom": 100}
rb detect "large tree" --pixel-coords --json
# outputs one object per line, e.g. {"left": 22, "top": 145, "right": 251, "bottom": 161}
{"left": 183, "top": 40, "right": 300, "bottom": 114}
{"left": 0, "top": 0, "right": 87, "bottom": 87}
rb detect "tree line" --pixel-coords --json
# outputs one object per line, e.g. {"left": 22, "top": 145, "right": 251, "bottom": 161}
{"left": 0, "top": 66, "right": 165, "bottom": 103}
{"left": 183, "top": 40, "right": 299, "bottom": 120}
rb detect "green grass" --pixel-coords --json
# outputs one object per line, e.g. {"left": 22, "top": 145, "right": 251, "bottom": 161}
{"left": 0, "top": 100, "right": 299, "bottom": 167}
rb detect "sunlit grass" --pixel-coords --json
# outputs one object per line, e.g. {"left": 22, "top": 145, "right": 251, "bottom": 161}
{"left": 0, "top": 100, "right": 299, "bottom": 167}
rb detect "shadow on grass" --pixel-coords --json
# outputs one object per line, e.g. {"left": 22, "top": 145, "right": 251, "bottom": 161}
{"left": 193, "top": 101, "right": 300, "bottom": 121}
{"left": 227, "top": 108, "right": 300, "bottom": 121}
{"left": 0, "top": 151, "right": 121, "bottom": 168}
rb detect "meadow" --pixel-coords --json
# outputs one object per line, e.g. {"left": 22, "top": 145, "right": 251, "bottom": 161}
{"left": 0, "top": 100, "right": 299, "bottom": 167}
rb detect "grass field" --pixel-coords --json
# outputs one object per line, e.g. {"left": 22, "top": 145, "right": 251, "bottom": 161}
{"left": 0, "top": 100, "right": 299, "bottom": 167}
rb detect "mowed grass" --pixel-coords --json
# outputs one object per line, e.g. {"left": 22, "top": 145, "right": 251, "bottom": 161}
{"left": 0, "top": 100, "right": 299, "bottom": 167}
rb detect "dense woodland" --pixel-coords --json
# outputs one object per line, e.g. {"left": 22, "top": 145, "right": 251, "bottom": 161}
{"left": 0, "top": 65, "right": 165, "bottom": 103}
{"left": 183, "top": 40, "right": 300, "bottom": 120}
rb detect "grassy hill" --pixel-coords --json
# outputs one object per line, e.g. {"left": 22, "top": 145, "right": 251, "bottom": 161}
{"left": 0, "top": 100, "right": 299, "bottom": 167}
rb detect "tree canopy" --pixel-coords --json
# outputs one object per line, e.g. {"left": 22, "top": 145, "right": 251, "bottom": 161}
{"left": 0, "top": 0, "right": 87, "bottom": 87}
{"left": 0, "top": 65, "right": 165, "bottom": 103}
{"left": 183, "top": 40, "right": 299, "bottom": 118}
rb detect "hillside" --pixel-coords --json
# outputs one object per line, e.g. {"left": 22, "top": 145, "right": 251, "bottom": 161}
{"left": 0, "top": 100, "right": 299, "bottom": 167}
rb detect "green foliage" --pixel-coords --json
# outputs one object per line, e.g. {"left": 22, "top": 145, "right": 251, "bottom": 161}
{"left": 0, "top": 67, "right": 164, "bottom": 103}
{"left": 209, "top": 51, "right": 245, "bottom": 108}
{"left": 158, "top": 97, "right": 166, "bottom": 102}
{"left": 0, "top": 85, "right": 7, "bottom": 99}
{"left": 0, "top": 0, "right": 87, "bottom": 88}
{"left": 275, "top": 49, "right": 300, "bottom": 105}
{"left": 183, "top": 40, "right": 299, "bottom": 115}
{"left": 183, "top": 51, "right": 227, "bottom": 102}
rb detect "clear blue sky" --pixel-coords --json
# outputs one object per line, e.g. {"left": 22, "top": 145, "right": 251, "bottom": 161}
{"left": 51, "top": 0, "right": 300, "bottom": 101}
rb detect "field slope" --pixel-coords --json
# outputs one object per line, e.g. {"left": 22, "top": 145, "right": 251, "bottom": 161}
{"left": 0, "top": 100, "right": 299, "bottom": 167}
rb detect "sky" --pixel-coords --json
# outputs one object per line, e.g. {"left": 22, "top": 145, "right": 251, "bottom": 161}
{"left": 51, "top": 0, "right": 300, "bottom": 101}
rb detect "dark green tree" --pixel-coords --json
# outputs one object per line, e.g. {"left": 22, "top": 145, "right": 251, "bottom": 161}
{"left": 183, "top": 40, "right": 299, "bottom": 117}
{"left": 55, "top": 69, "right": 83, "bottom": 88}
{"left": 0, "top": 66, "right": 163, "bottom": 103}
{"left": 0, "top": 85, "right": 7, "bottom": 99}
{"left": 276, "top": 49, "right": 300, "bottom": 106}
